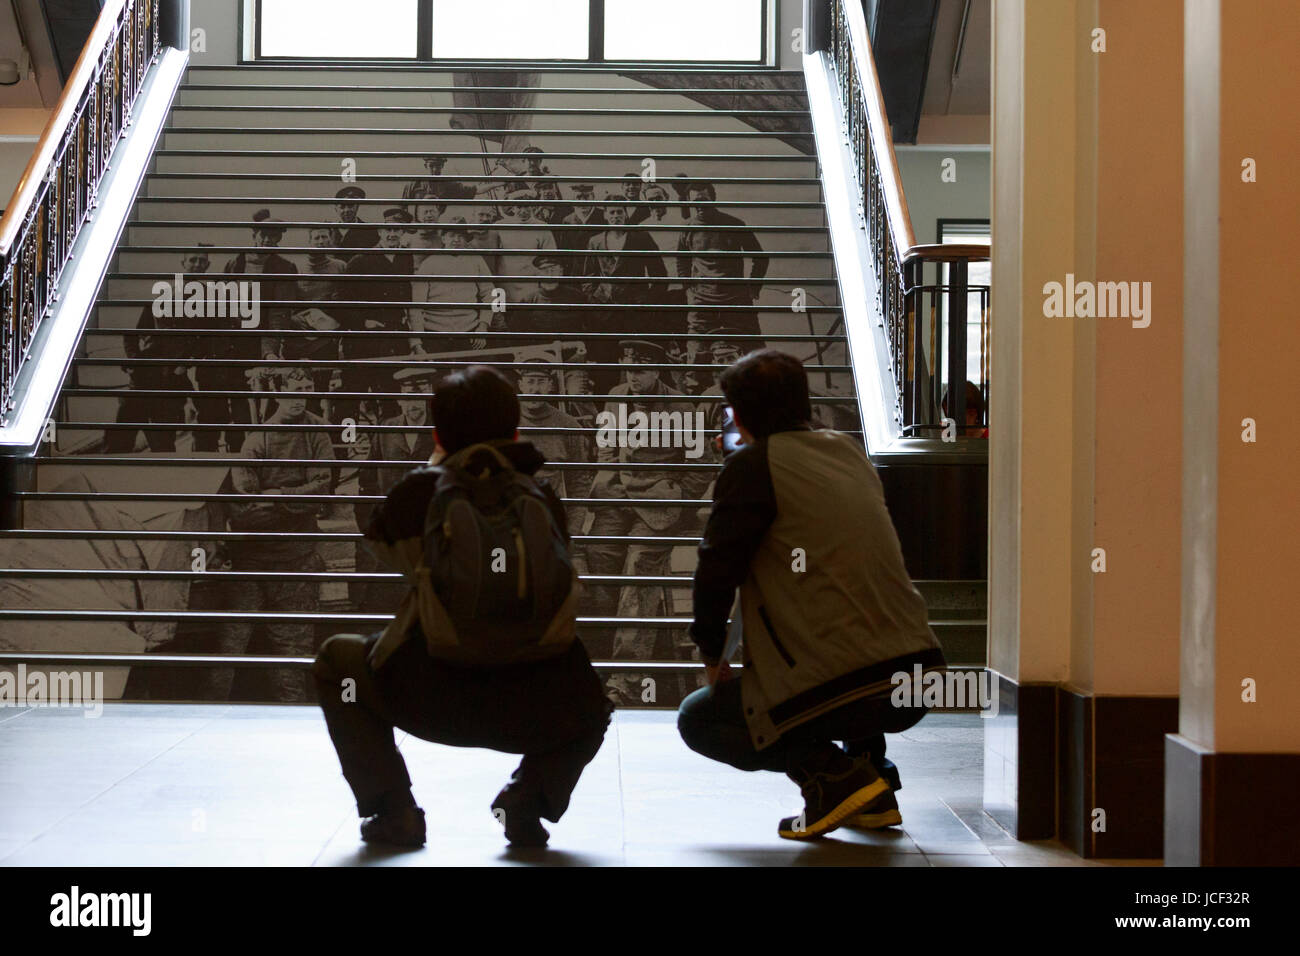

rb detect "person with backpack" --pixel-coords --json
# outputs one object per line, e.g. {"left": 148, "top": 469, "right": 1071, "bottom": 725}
{"left": 313, "top": 365, "right": 613, "bottom": 849}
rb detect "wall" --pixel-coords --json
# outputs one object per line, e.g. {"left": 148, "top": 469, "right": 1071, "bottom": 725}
{"left": 0, "top": 109, "right": 50, "bottom": 214}
{"left": 895, "top": 147, "right": 990, "bottom": 244}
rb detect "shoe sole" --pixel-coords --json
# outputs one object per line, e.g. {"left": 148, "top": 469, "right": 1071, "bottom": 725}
{"left": 778, "top": 777, "right": 890, "bottom": 841}
{"left": 844, "top": 808, "right": 903, "bottom": 829}
{"left": 361, "top": 832, "right": 426, "bottom": 848}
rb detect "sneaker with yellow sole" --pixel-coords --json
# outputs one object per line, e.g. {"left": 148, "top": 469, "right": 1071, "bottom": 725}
{"left": 843, "top": 789, "right": 903, "bottom": 829}
{"left": 777, "top": 758, "right": 890, "bottom": 840}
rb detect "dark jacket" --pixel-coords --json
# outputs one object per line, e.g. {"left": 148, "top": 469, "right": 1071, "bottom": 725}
{"left": 676, "top": 209, "right": 768, "bottom": 305}
{"left": 212, "top": 253, "right": 299, "bottom": 361}
{"left": 691, "top": 427, "right": 945, "bottom": 749}
{"left": 360, "top": 415, "right": 437, "bottom": 499}
{"left": 344, "top": 250, "right": 414, "bottom": 359}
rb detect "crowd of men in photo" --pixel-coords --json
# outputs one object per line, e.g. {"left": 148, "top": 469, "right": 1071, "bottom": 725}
{"left": 110, "top": 148, "right": 853, "bottom": 704}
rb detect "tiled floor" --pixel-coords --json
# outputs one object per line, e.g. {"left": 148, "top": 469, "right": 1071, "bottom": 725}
{"left": 0, "top": 704, "right": 1141, "bottom": 866}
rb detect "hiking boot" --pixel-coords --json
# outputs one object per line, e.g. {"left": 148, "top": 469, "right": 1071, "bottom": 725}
{"left": 843, "top": 788, "right": 903, "bottom": 829}
{"left": 491, "top": 790, "right": 551, "bottom": 848}
{"left": 777, "top": 757, "right": 889, "bottom": 840}
{"left": 360, "top": 806, "right": 426, "bottom": 848}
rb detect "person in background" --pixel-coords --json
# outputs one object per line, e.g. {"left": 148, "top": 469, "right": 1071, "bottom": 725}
{"left": 676, "top": 181, "right": 769, "bottom": 353}
{"left": 408, "top": 218, "right": 497, "bottom": 356}
{"left": 108, "top": 246, "right": 211, "bottom": 453}
{"left": 342, "top": 206, "right": 415, "bottom": 424}
{"left": 331, "top": 185, "right": 378, "bottom": 263}
{"left": 218, "top": 367, "right": 332, "bottom": 702}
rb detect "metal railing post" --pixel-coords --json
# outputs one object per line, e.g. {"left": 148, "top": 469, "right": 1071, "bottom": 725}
{"left": 947, "top": 258, "right": 968, "bottom": 429}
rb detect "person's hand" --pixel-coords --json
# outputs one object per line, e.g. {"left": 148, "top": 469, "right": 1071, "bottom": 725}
{"left": 365, "top": 319, "right": 384, "bottom": 329}
{"left": 704, "top": 658, "right": 734, "bottom": 686}
{"left": 470, "top": 337, "right": 487, "bottom": 351}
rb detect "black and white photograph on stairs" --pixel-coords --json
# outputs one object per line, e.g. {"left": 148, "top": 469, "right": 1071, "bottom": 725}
{"left": 0, "top": 0, "right": 1294, "bottom": 917}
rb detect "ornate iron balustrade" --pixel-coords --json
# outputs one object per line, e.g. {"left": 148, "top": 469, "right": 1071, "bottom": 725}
{"left": 818, "top": 0, "right": 989, "bottom": 437}
{"left": 0, "top": 0, "right": 161, "bottom": 422}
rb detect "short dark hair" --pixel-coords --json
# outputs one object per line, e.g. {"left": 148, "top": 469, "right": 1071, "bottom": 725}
{"left": 687, "top": 181, "right": 716, "bottom": 201}
{"left": 718, "top": 350, "right": 812, "bottom": 440}
{"left": 430, "top": 365, "right": 520, "bottom": 453}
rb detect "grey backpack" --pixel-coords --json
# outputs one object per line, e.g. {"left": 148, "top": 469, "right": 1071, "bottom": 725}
{"left": 416, "top": 443, "right": 577, "bottom": 667}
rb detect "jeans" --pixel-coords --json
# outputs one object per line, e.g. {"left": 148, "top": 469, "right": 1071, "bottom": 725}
{"left": 678, "top": 677, "right": 923, "bottom": 785}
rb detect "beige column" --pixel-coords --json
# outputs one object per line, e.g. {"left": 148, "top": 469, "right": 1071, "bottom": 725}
{"left": 987, "top": 0, "right": 1186, "bottom": 850}
{"left": 1167, "top": 0, "right": 1300, "bottom": 865}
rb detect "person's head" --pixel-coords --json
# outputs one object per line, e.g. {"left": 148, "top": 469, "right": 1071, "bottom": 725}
{"left": 307, "top": 226, "right": 335, "bottom": 249}
{"left": 397, "top": 377, "right": 430, "bottom": 424}
{"left": 642, "top": 182, "right": 669, "bottom": 220}
{"left": 571, "top": 183, "right": 594, "bottom": 216}
{"left": 183, "top": 247, "right": 211, "bottom": 273}
{"left": 687, "top": 182, "right": 716, "bottom": 224}
{"left": 622, "top": 173, "right": 642, "bottom": 199}
{"left": 941, "top": 380, "right": 985, "bottom": 428}
{"left": 517, "top": 363, "right": 556, "bottom": 417}
{"left": 251, "top": 209, "right": 285, "bottom": 251}
{"left": 717, "top": 349, "right": 812, "bottom": 442}
{"left": 334, "top": 186, "right": 365, "bottom": 222}
{"left": 603, "top": 189, "right": 627, "bottom": 228}
{"left": 430, "top": 365, "right": 520, "bottom": 454}
{"left": 619, "top": 340, "right": 666, "bottom": 392}
{"left": 379, "top": 207, "right": 411, "bottom": 247}
{"left": 422, "top": 155, "right": 446, "bottom": 175}
{"left": 441, "top": 215, "right": 469, "bottom": 248}
{"left": 276, "top": 368, "right": 314, "bottom": 420}
{"left": 533, "top": 254, "right": 563, "bottom": 291}
{"left": 706, "top": 330, "right": 745, "bottom": 369}
{"left": 417, "top": 201, "right": 445, "bottom": 225}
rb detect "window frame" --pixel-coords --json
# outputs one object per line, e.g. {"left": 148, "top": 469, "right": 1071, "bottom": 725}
{"left": 247, "top": 0, "right": 775, "bottom": 67}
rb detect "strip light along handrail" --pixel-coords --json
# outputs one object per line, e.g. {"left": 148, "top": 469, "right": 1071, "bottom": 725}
{"left": 0, "top": 0, "right": 161, "bottom": 417}
{"left": 821, "top": 0, "right": 990, "bottom": 436}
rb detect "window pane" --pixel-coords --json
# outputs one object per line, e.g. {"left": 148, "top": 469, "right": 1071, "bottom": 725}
{"left": 604, "top": 0, "right": 763, "bottom": 61}
{"left": 260, "top": 0, "right": 419, "bottom": 57}
{"left": 431, "top": 0, "right": 590, "bottom": 60}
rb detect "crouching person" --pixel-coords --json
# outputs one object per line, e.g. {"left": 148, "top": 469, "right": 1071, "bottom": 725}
{"left": 314, "top": 365, "right": 613, "bottom": 849}
{"left": 677, "top": 350, "right": 946, "bottom": 840}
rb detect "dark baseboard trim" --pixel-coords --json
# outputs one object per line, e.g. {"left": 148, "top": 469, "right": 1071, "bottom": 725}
{"left": 1058, "top": 689, "right": 1178, "bottom": 859}
{"left": 984, "top": 673, "right": 1178, "bottom": 855}
{"left": 983, "top": 671, "right": 1055, "bottom": 839}
{"left": 1165, "top": 734, "right": 1300, "bottom": 866}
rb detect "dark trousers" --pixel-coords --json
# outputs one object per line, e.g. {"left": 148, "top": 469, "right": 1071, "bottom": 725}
{"left": 313, "top": 633, "right": 610, "bottom": 821}
{"left": 194, "top": 367, "right": 252, "bottom": 452}
{"left": 677, "top": 677, "right": 922, "bottom": 785}
{"left": 107, "top": 388, "right": 185, "bottom": 452}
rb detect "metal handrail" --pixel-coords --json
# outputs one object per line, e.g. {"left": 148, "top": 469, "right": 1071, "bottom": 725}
{"left": 808, "top": 0, "right": 990, "bottom": 436}
{"left": 0, "top": 0, "right": 163, "bottom": 417}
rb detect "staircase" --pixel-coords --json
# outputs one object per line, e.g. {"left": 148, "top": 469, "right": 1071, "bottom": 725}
{"left": 0, "top": 63, "right": 987, "bottom": 707}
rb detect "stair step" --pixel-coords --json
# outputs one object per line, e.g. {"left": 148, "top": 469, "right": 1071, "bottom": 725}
{"left": 1, "top": 59, "right": 987, "bottom": 707}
